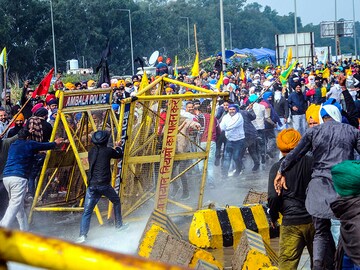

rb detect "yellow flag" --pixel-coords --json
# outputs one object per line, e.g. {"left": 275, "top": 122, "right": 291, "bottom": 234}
{"left": 174, "top": 55, "right": 178, "bottom": 78}
{"left": 191, "top": 53, "right": 199, "bottom": 77}
{"left": 322, "top": 67, "right": 330, "bottom": 79}
{"left": 240, "top": 68, "right": 245, "bottom": 81}
{"left": 285, "top": 47, "right": 292, "bottom": 69}
{"left": 215, "top": 71, "right": 223, "bottom": 90}
{"left": 0, "top": 47, "right": 7, "bottom": 69}
{"left": 139, "top": 70, "right": 149, "bottom": 91}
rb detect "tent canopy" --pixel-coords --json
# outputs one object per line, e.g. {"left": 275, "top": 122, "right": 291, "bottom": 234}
{"left": 232, "top": 47, "right": 276, "bottom": 64}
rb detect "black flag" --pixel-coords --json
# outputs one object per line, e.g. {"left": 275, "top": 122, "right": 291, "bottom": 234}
{"left": 96, "top": 39, "right": 111, "bottom": 88}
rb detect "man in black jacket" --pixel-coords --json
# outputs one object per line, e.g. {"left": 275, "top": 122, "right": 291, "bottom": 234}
{"left": 268, "top": 128, "right": 314, "bottom": 269}
{"left": 77, "top": 131, "right": 128, "bottom": 243}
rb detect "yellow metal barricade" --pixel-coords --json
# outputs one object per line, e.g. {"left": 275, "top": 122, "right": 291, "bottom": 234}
{"left": 118, "top": 75, "right": 228, "bottom": 217}
{"left": 29, "top": 88, "right": 119, "bottom": 225}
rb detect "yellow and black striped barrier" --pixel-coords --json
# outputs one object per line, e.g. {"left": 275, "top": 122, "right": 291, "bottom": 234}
{"left": 188, "top": 204, "right": 274, "bottom": 249}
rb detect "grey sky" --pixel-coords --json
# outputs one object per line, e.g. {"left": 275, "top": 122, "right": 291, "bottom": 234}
{"left": 246, "top": 0, "right": 358, "bottom": 25}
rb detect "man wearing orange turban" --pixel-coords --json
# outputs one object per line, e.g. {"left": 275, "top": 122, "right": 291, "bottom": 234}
{"left": 268, "top": 128, "right": 314, "bottom": 269}
{"left": 7, "top": 113, "right": 24, "bottom": 138}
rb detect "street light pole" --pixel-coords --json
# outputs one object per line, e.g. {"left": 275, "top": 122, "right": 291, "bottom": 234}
{"left": 50, "top": 0, "right": 57, "bottom": 73}
{"left": 220, "top": 0, "right": 226, "bottom": 72}
{"left": 225, "top": 22, "right": 232, "bottom": 50}
{"left": 335, "top": 0, "right": 338, "bottom": 61}
{"left": 294, "top": 0, "right": 298, "bottom": 60}
{"left": 353, "top": 0, "right": 357, "bottom": 59}
{"left": 180, "top": 17, "right": 190, "bottom": 49}
{"left": 119, "top": 9, "right": 134, "bottom": 75}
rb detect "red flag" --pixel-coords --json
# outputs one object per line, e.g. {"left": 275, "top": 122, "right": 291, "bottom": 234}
{"left": 32, "top": 68, "right": 54, "bottom": 98}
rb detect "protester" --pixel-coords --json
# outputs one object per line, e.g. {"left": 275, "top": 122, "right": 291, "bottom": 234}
{"left": 76, "top": 131, "right": 127, "bottom": 243}
{"left": 288, "top": 83, "right": 307, "bottom": 135}
{"left": 0, "top": 107, "right": 8, "bottom": 136}
{"left": 268, "top": 128, "right": 314, "bottom": 270}
{"left": 0, "top": 129, "right": 63, "bottom": 230}
{"left": 7, "top": 113, "right": 24, "bottom": 138}
{"left": 330, "top": 160, "right": 360, "bottom": 269}
{"left": 0, "top": 135, "right": 18, "bottom": 219}
{"left": 219, "top": 104, "right": 245, "bottom": 177}
{"left": 274, "top": 76, "right": 360, "bottom": 269}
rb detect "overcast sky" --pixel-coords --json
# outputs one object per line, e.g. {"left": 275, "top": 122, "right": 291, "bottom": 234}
{"left": 246, "top": 0, "right": 358, "bottom": 25}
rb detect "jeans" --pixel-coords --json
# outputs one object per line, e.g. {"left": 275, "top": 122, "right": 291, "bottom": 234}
{"left": 222, "top": 139, "right": 245, "bottom": 176}
{"left": 199, "top": 141, "right": 216, "bottom": 185}
{"left": 312, "top": 217, "right": 336, "bottom": 270}
{"left": 240, "top": 137, "right": 260, "bottom": 167}
{"left": 0, "top": 176, "right": 29, "bottom": 231}
{"left": 291, "top": 114, "right": 307, "bottom": 136}
{"left": 80, "top": 185, "right": 122, "bottom": 237}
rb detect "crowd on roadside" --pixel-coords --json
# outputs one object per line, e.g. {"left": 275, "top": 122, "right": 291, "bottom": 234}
{"left": 1, "top": 54, "right": 360, "bottom": 268}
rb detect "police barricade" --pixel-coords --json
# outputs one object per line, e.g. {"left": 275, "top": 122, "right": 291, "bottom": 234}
{"left": 118, "top": 76, "right": 228, "bottom": 219}
{"left": 29, "top": 88, "right": 118, "bottom": 225}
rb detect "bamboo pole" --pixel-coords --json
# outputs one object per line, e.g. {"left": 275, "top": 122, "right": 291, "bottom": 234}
{"left": 0, "top": 228, "right": 188, "bottom": 270}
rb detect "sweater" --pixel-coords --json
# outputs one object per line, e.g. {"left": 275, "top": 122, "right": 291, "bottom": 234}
{"left": 3, "top": 139, "right": 56, "bottom": 179}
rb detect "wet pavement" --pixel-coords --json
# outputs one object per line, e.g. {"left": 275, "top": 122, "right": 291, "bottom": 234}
{"left": 8, "top": 153, "right": 311, "bottom": 269}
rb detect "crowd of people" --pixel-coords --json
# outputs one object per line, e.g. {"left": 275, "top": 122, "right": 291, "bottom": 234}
{"left": 0, "top": 54, "right": 360, "bottom": 268}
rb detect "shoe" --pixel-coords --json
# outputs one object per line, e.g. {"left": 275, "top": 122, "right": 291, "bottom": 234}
{"left": 214, "top": 158, "right": 220, "bottom": 166}
{"left": 75, "top": 235, "right": 87, "bottom": 244}
{"left": 116, "top": 223, "right": 129, "bottom": 231}
{"left": 180, "top": 193, "right": 190, "bottom": 200}
{"left": 252, "top": 164, "right": 260, "bottom": 172}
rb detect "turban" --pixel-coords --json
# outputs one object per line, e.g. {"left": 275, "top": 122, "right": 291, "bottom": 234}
{"left": 34, "top": 107, "right": 48, "bottom": 117}
{"left": 65, "top": 82, "right": 75, "bottom": 90}
{"left": 305, "top": 104, "right": 321, "bottom": 124}
{"left": 31, "top": 103, "right": 44, "bottom": 114}
{"left": 262, "top": 91, "right": 273, "bottom": 101}
{"left": 331, "top": 160, "right": 360, "bottom": 197}
{"left": 45, "top": 94, "right": 56, "bottom": 104}
{"left": 15, "top": 113, "right": 24, "bottom": 122}
{"left": 47, "top": 98, "right": 58, "bottom": 106}
{"left": 249, "top": 94, "right": 258, "bottom": 103}
{"left": 228, "top": 104, "right": 239, "bottom": 112}
{"left": 320, "top": 104, "right": 342, "bottom": 123}
{"left": 87, "top": 80, "right": 95, "bottom": 88}
{"left": 276, "top": 128, "right": 301, "bottom": 153}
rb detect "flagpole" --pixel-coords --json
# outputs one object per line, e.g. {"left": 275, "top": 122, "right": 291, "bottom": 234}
{"left": 194, "top": 24, "right": 198, "bottom": 54}
{"left": 2, "top": 66, "right": 5, "bottom": 105}
{"left": 0, "top": 97, "right": 31, "bottom": 138}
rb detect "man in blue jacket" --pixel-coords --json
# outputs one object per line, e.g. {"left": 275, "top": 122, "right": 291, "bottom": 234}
{"left": 0, "top": 128, "right": 63, "bottom": 231}
{"left": 288, "top": 84, "right": 308, "bottom": 135}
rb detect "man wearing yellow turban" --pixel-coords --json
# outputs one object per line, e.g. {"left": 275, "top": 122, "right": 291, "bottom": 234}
{"left": 268, "top": 128, "right": 314, "bottom": 269}
{"left": 305, "top": 104, "right": 321, "bottom": 127}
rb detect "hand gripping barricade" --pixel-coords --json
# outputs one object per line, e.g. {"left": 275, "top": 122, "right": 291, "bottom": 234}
{"left": 29, "top": 88, "right": 119, "bottom": 225}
